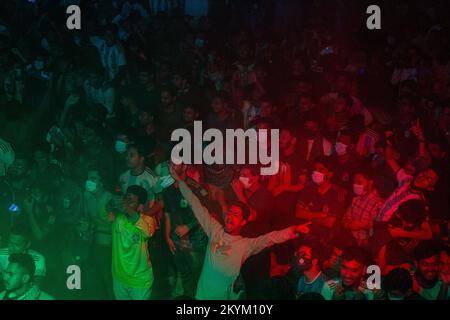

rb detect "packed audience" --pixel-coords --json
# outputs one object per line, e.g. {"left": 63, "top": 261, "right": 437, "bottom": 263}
{"left": 0, "top": 0, "right": 449, "bottom": 300}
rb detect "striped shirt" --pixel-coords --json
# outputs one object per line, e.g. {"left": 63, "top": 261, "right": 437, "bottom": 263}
{"left": 0, "top": 248, "right": 46, "bottom": 277}
{"left": 376, "top": 183, "right": 424, "bottom": 222}
{"left": 344, "top": 191, "right": 383, "bottom": 246}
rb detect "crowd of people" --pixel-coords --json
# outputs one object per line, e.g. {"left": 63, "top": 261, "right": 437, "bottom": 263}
{"left": 0, "top": 0, "right": 449, "bottom": 300}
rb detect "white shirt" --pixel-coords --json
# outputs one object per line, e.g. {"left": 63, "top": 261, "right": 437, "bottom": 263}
{"left": 119, "top": 168, "right": 159, "bottom": 202}
{"left": 90, "top": 37, "right": 127, "bottom": 81}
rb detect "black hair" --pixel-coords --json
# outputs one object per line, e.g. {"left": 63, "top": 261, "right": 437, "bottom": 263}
{"left": 212, "top": 90, "right": 230, "bottom": 104}
{"left": 8, "top": 253, "right": 36, "bottom": 279}
{"left": 383, "top": 268, "right": 413, "bottom": 295}
{"left": 126, "top": 185, "right": 148, "bottom": 205}
{"left": 228, "top": 201, "right": 251, "bottom": 221}
{"left": 160, "top": 86, "right": 176, "bottom": 98}
{"left": 342, "top": 247, "right": 369, "bottom": 266}
{"left": 414, "top": 240, "right": 442, "bottom": 261}
{"left": 126, "top": 143, "right": 147, "bottom": 157}
{"left": 353, "top": 163, "right": 375, "bottom": 182}
{"left": 297, "top": 240, "right": 324, "bottom": 265}
{"left": 313, "top": 155, "right": 336, "bottom": 173}
{"left": 10, "top": 224, "right": 31, "bottom": 243}
{"left": 239, "top": 164, "right": 261, "bottom": 177}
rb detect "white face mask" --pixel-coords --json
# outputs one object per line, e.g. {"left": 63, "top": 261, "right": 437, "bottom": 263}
{"left": 115, "top": 140, "right": 128, "bottom": 154}
{"left": 239, "top": 176, "right": 252, "bottom": 189}
{"left": 85, "top": 180, "right": 97, "bottom": 193}
{"left": 353, "top": 183, "right": 365, "bottom": 196}
{"left": 335, "top": 142, "right": 348, "bottom": 156}
{"left": 312, "top": 171, "right": 325, "bottom": 185}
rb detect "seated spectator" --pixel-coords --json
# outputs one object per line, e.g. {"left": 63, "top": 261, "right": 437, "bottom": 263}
{"left": 0, "top": 253, "right": 53, "bottom": 300}
{"left": 0, "top": 225, "right": 46, "bottom": 287}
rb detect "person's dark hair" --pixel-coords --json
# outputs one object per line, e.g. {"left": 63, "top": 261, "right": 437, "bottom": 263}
{"left": 353, "top": 164, "right": 375, "bottom": 182}
{"left": 342, "top": 247, "right": 369, "bottom": 266}
{"left": 8, "top": 253, "right": 36, "bottom": 279}
{"left": 297, "top": 240, "right": 324, "bottom": 265}
{"left": 228, "top": 201, "right": 250, "bottom": 221}
{"left": 414, "top": 240, "right": 442, "bottom": 261}
{"left": 127, "top": 143, "right": 147, "bottom": 157}
{"left": 336, "top": 93, "right": 353, "bottom": 109}
{"left": 160, "top": 86, "right": 176, "bottom": 98}
{"left": 126, "top": 185, "right": 148, "bottom": 205}
{"left": 240, "top": 164, "right": 261, "bottom": 177}
{"left": 383, "top": 268, "right": 413, "bottom": 295}
{"left": 10, "top": 224, "right": 31, "bottom": 243}
{"left": 212, "top": 90, "right": 230, "bottom": 104}
{"left": 396, "top": 200, "right": 426, "bottom": 227}
{"left": 313, "top": 155, "right": 336, "bottom": 173}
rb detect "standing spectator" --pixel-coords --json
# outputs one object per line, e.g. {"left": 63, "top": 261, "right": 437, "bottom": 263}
{"left": 111, "top": 185, "right": 156, "bottom": 300}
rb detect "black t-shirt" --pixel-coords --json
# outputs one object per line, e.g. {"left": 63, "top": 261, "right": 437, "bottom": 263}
{"left": 240, "top": 187, "right": 275, "bottom": 299}
{"left": 297, "top": 183, "right": 346, "bottom": 241}
{"left": 162, "top": 184, "right": 207, "bottom": 249}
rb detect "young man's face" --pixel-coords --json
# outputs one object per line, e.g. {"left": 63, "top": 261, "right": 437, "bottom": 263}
{"left": 340, "top": 259, "right": 365, "bottom": 287}
{"left": 161, "top": 91, "right": 174, "bottom": 108}
{"left": 183, "top": 107, "right": 197, "bottom": 123}
{"left": 126, "top": 148, "right": 143, "bottom": 169}
{"left": 211, "top": 97, "right": 225, "bottom": 114}
{"left": 2, "top": 263, "right": 28, "bottom": 291}
{"left": 8, "top": 234, "right": 29, "bottom": 254}
{"left": 417, "top": 255, "right": 440, "bottom": 282}
{"left": 279, "top": 130, "right": 295, "bottom": 150}
{"left": 413, "top": 169, "right": 438, "bottom": 190}
{"left": 353, "top": 174, "right": 369, "bottom": 192}
{"left": 123, "top": 193, "right": 140, "bottom": 213}
{"left": 223, "top": 205, "right": 245, "bottom": 235}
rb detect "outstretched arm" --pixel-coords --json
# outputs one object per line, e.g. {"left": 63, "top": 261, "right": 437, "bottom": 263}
{"left": 171, "top": 165, "right": 221, "bottom": 238}
{"left": 247, "top": 222, "right": 311, "bottom": 257}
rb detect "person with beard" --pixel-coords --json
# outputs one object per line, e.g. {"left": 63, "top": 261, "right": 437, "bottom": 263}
{"left": 294, "top": 241, "right": 328, "bottom": 299}
{"left": 321, "top": 247, "right": 376, "bottom": 300}
{"left": 169, "top": 163, "right": 311, "bottom": 300}
{"left": 413, "top": 240, "right": 449, "bottom": 300}
{"left": 0, "top": 253, "right": 53, "bottom": 300}
{"left": 376, "top": 167, "right": 439, "bottom": 222}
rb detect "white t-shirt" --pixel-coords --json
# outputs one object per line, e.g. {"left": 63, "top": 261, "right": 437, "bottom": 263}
{"left": 0, "top": 248, "right": 46, "bottom": 277}
{"left": 90, "top": 37, "right": 127, "bottom": 81}
{"left": 119, "top": 168, "right": 159, "bottom": 202}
